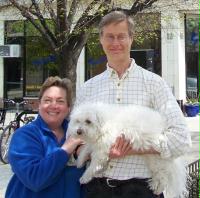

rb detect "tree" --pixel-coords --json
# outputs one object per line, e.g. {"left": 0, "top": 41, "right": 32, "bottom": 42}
{"left": 7, "top": 0, "right": 159, "bottom": 93}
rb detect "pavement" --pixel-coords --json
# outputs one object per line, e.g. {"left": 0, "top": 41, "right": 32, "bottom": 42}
{"left": 0, "top": 162, "right": 11, "bottom": 198}
{"left": 0, "top": 115, "right": 199, "bottom": 198}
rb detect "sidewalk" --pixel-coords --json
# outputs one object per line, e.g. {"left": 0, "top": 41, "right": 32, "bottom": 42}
{"left": 0, "top": 162, "right": 12, "bottom": 198}
{"left": 185, "top": 115, "right": 199, "bottom": 132}
{"left": 184, "top": 115, "right": 199, "bottom": 164}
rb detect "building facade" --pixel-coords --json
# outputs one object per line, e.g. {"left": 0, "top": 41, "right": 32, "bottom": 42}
{"left": 0, "top": 1, "right": 199, "bottom": 106}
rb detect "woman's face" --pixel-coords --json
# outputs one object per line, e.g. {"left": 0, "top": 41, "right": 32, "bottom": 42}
{"left": 39, "top": 86, "right": 70, "bottom": 128}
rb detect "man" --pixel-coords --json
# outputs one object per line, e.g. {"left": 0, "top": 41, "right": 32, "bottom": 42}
{"left": 75, "top": 11, "right": 191, "bottom": 198}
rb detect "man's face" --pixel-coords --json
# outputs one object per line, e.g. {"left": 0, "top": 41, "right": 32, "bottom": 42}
{"left": 100, "top": 20, "right": 133, "bottom": 62}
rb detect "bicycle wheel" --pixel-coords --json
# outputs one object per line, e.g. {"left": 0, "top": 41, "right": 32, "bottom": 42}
{"left": 0, "top": 124, "right": 15, "bottom": 164}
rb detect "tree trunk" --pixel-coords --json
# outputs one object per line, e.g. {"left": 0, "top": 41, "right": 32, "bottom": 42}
{"left": 56, "top": 46, "right": 80, "bottom": 101}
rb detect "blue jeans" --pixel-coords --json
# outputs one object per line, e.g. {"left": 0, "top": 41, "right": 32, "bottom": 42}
{"left": 85, "top": 178, "right": 164, "bottom": 198}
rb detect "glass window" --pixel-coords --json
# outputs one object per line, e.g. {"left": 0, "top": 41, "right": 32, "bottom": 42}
{"left": 185, "top": 14, "right": 199, "bottom": 98}
{"left": 4, "top": 21, "right": 24, "bottom": 99}
{"left": 5, "top": 20, "right": 24, "bottom": 37}
{"left": 132, "top": 13, "right": 161, "bottom": 75}
{"left": 25, "top": 37, "right": 58, "bottom": 97}
{"left": 25, "top": 21, "right": 58, "bottom": 97}
{"left": 4, "top": 20, "right": 58, "bottom": 98}
{"left": 85, "top": 33, "right": 106, "bottom": 80}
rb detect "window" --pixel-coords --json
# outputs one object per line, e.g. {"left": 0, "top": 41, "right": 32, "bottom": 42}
{"left": 185, "top": 14, "right": 199, "bottom": 98}
{"left": 4, "top": 21, "right": 24, "bottom": 99}
{"left": 25, "top": 20, "right": 58, "bottom": 97}
{"left": 4, "top": 20, "right": 58, "bottom": 98}
{"left": 131, "top": 13, "right": 161, "bottom": 75}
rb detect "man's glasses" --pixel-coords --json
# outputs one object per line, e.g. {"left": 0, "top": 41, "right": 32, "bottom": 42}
{"left": 103, "top": 34, "right": 130, "bottom": 43}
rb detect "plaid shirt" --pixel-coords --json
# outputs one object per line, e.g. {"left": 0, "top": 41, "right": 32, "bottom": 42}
{"left": 76, "top": 59, "right": 191, "bottom": 180}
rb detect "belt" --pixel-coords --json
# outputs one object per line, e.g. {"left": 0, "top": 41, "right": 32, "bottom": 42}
{"left": 93, "top": 177, "right": 149, "bottom": 188}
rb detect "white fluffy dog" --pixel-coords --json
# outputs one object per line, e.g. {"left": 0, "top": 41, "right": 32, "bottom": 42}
{"left": 67, "top": 102, "right": 188, "bottom": 197}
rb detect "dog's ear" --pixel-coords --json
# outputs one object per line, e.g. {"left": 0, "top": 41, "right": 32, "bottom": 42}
{"left": 94, "top": 111, "right": 104, "bottom": 128}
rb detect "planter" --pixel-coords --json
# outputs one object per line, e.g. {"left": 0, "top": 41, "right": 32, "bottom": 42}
{"left": 184, "top": 104, "right": 199, "bottom": 117}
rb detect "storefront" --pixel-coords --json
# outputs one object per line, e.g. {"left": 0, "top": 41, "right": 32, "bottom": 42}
{"left": 0, "top": 11, "right": 199, "bottom": 102}
{"left": 2, "top": 20, "right": 58, "bottom": 99}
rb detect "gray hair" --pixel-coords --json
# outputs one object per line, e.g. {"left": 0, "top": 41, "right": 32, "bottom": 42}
{"left": 99, "top": 11, "right": 135, "bottom": 38}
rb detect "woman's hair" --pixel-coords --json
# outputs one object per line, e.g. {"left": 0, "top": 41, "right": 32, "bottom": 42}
{"left": 39, "top": 76, "right": 73, "bottom": 107}
{"left": 99, "top": 10, "right": 135, "bottom": 38}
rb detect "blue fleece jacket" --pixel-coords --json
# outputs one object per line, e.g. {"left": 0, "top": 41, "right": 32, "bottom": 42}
{"left": 5, "top": 115, "right": 85, "bottom": 198}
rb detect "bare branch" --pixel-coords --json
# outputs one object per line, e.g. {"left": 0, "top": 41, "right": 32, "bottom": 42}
{"left": 73, "top": 0, "right": 111, "bottom": 33}
{"left": 43, "top": 0, "right": 58, "bottom": 27}
{"left": 0, "top": 1, "right": 12, "bottom": 10}
{"left": 128, "top": 0, "right": 158, "bottom": 15}
{"left": 63, "top": 0, "right": 112, "bottom": 54}
{"left": 67, "top": 0, "right": 79, "bottom": 30}
{"left": 30, "top": 0, "right": 57, "bottom": 45}
{"left": 56, "top": 0, "right": 68, "bottom": 40}
{"left": 9, "top": 0, "right": 57, "bottom": 50}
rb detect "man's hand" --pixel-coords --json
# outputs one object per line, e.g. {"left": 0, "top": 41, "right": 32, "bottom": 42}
{"left": 109, "top": 134, "right": 132, "bottom": 159}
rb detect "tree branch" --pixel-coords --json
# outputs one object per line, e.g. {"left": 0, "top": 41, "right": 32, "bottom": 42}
{"left": 67, "top": 0, "right": 79, "bottom": 30}
{"left": 128, "top": 0, "right": 158, "bottom": 15}
{"left": 30, "top": 0, "right": 57, "bottom": 45}
{"left": 73, "top": 0, "right": 112, "bottom": 35}
{"left": 43, "top": 0, "right": 58, "bottom": 27}
{"left": 65, "top": 0, "right": 112, "bottom": 54}
{"left": 9, "top": 0, "right": 57, "bottom": 50}
{"left": 56, "top": 0, "right": 68, "bottom": 43}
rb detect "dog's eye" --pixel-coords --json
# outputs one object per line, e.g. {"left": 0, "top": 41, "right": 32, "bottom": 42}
{"left": 85, "top": 119, "right": 91, "bottom": 124}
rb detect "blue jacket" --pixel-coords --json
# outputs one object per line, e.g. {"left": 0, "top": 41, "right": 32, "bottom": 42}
{"left": 6, "top": 115, "right": 85, "bottom": 198}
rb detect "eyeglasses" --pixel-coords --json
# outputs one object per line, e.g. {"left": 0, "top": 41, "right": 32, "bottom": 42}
{"left": 103, "top": 34, "right": 130, "bottom": 43}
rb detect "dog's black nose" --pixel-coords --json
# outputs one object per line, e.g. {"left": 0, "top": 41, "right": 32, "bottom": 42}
{"left": 77, "top": 129, "right": 82, "bottom": 135}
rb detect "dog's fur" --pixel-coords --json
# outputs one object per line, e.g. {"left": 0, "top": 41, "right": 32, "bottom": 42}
{"left": 67, "top": 102, "right": 188, "bottom": 197}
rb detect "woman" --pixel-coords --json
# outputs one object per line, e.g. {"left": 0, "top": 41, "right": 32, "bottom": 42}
{"left": 6, "top": 76, "right": 85, "bottom": 198}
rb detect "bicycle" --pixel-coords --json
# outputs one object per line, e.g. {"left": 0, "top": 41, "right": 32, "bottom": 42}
{"left": 0, "top": 99, "right": 38, "bottom": 164}
{"left": 0, "top": 98, "right": 7, "bottom": 130}
{"left": 0, "top": 108, "right": 6, "bottom": 131}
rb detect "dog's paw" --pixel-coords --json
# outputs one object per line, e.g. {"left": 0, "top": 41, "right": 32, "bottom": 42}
{"left": 148, "top": 178, "right": 165, "bottom": 195}
{"left": 95, "top": 164, "right": 104, "bottom": 173}
{"left": 76, "top": 160, "right": 84, "bottom": 168}
{"left": 76, "top": 156, "right": 86, "bottom": 168}
{"left": 79, "top": 175, "right": 92, "bottom": 184}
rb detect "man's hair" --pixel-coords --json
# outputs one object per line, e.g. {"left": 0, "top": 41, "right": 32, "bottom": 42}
{"left": 39, "top": 76, "right": 73, "bottom": 107}
{"left": 99, "top": 10, "right": 135, "bottom": 37}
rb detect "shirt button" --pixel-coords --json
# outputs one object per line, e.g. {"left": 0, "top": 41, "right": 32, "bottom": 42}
{"left": 117, "top": 98, "right": 120, "bottom": 101}
{"left": 117, "top": 83, "right": 120, "bottom": 86}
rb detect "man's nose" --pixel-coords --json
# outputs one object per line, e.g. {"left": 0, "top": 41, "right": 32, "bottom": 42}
{"left": 112, "top": 37, "right": 121, "bottom": 44}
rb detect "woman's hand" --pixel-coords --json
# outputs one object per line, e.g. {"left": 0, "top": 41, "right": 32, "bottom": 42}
{"left": 109, "top": 134, "right": 133, "bottom": 159}
{"left": 61, "top": 136, "right": 84, "bottom": 154}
